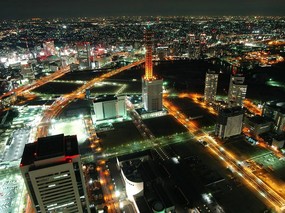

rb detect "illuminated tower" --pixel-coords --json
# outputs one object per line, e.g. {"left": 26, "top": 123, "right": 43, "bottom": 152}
{"left": 142, "top": 29, "right": 163, "bottom": 112}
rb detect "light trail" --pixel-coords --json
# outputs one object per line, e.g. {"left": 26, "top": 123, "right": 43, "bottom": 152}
{"left": 163, "top": 97, "right": 285, "bottom": 212}
{"left": 36, "top": 59, "right": 145, "bottom": 139}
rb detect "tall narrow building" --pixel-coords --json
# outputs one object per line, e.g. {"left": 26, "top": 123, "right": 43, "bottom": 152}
{"left": 76, "top": 42, "right": 91, "bottom": 69}
{"left": 20, "top": 134, "right": 90, "bottom": 213}
{"left": 142, "top": 29, "right": 163, "bottom": 112}
{"left": 204, "top": 70, "right": 219, "bottom": 104}
{"left": 228, "top": 74, "right": 247, "bottom": 107}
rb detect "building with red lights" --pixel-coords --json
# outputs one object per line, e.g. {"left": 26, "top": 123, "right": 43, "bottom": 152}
{"left": 142, "top": 29, "right": 163, "bottom": 112}
{"left": 20, "top": 134, "right": 90, "bottom": 213}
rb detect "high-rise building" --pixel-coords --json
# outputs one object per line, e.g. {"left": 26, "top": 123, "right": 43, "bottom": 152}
{"left": 199, "top": 33, "right": 207, "bottom": 56}
{"left": 20, "top": 134, "right": 90, "bottom": 213}
{"left": 204, "top": 70, "right": 219, "bottom": 104}
{"left": 228, "top": 74, "right": 247, "bottom": 107}
{"left": 76, "top": 42, "right": 91, "bottom": 69}
{"left": 215, "top": 107, "right": 244, "bottom": 139}
{"left": 187, "top": 33, "right": 200, "bottom": 59}
{"left": 142, "top": 29, "right": 163, "bottom": 112}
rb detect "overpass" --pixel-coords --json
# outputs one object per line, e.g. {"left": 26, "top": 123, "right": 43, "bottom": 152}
{"left": 36, "top": 59, "right": 145, "bottom": 139}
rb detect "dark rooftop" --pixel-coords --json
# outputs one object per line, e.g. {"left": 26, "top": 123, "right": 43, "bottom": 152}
{"left": 265, "top": 101, "right": 285, "bottom": 113}
{"left": 20, "top": 134, "right": 79, "bottom": 166}
{"left": 220, "top": 106, "right": 243, "bottom": 115}
{"left": 93, "top": 95, "right": 117, "bottom": 103}
{"left": 248, "top": 115, "right": 273, "bottom": 125}
{"left": 37, "top": 134, "right": 65, "bottom": 160}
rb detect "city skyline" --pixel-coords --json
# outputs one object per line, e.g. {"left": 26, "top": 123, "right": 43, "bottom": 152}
{"left": 1, "top": 14, "right": 285, "bottom": 212}
{"left": 1, "top": 0, "right": 285, "bottom": 19}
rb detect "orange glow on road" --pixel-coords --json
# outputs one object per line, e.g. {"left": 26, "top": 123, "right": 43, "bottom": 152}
{"left": 164, "top": 96, "right": 285, "bottom": 212}
{"left": 243, "top": 99, "right": 262, "bottom": 115}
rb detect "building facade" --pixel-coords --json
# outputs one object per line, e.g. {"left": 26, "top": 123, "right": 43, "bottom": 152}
{"left": 93, "top": 95, "right": 126, "bottom": 121}
{"left": 142, "top": 78, "right": 163, "bottom": 112}
{"left": 228, "top": 74, "right": 247, "bottom": 107}
{"left": 20, "top": 134, "right": 90, "bottom": 213}
{"left": 263, "top": 101, "right": 285, "bottom": 133}
{"left": 204, "top": 70, "right": 219, "bottom": 104}
{"left": 76, "top": 42, "right": 91, "bottom": 69}
{"left": 244, "top": 115, "right": 273, "bottom": 138}
{"left": 215, "top": 107, "right": 244, "bottom": 139}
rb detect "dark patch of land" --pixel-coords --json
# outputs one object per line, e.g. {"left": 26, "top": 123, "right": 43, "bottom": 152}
{"left": 143, "top": 115, "right": 188, "bottom": 137}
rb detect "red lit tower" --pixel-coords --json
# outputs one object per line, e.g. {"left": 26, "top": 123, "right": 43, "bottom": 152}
{"left": 142, "top": 28, "right": 163, "bottom": 112}
{"left": 144, "top": 31, "right": 154, "bottom": 80}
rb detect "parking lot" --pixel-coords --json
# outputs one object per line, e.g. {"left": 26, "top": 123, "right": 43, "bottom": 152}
{"left": 0, "top": 106, "right": 44, "bottom": 163}
{"left": 0, "top": 166, "right": 26, "bottom": 213}
{"left": 49, "top": 117, "right": 88, "bottom": 144}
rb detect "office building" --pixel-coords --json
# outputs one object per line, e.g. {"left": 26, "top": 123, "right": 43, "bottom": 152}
{"left": 187, "top": 33, "right": 200, "bottom": 59}
{"left": 20, "top": 134, "right": 90, "bottom": 213}
{"left": 228, "top": 74, "right": 247, "bottom": 107}
{"left": 93, "top": 95, "right": 126, "bottom": 121}
{"left": 263, "top": 101, "right": 285, "bottom": 133}
{"left": 76, "top": 42, "right": 91, "bottom": 69}
{"left": 204, "top": 70, "right": 219, "bottom": 104}
{"left": 142, "top": 29, "right": 163, "bottom": 112}
{"left": 215, "top": 107, "right": 244, "bottom": 139}
{"left": 244, "top": 115, "right": 273, "bottom": 138}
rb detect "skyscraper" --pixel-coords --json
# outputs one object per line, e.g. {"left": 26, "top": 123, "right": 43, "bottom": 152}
{"left": 228, "top": 74, "right": 247, "bottom": 107}
{"left": 142, "top": 28, "right": 163, "bottom": 112}
{"left": 204, "top": 70, "right": 219, "bottom": 104}
{"left": 20, "top": 134, "right": 90, "bottom": 213}
{"left": 187, "top": 33, "right": 200, "bottom": 59}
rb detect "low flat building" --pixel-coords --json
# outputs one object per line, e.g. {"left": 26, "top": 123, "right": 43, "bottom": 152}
{"left": 93, "top": 95, "right": 126, "bottom": 121}
{"left": 272, "top": 134, "right": 285, "bottom": 149}
{"left": 263, "top": 101, "right": 285, "bottom": 133}
{"left": 244, "top": 115, "right": 273, "bottom": 137}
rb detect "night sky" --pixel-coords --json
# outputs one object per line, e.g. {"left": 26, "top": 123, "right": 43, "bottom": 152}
{"left": 1, "top": 0, "right": 285, "bottom": 19}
